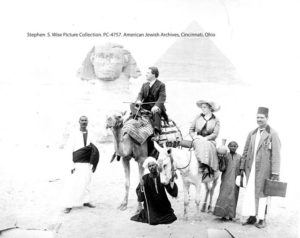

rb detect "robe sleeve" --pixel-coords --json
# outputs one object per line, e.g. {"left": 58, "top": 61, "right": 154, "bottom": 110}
{"left": 64, "top": 132, "right": 75, "bottom": 171}
{"left": 136, "top": 183, "right": 145, "bottom": 202}
{"left": 89, "top": 143, "right": 100, "bottom": 173}
{"left": 165, "top": 182, "right": 178, "bottom": 198}
{"left": 271, "top": 130, "right": 281, "bottom": 175}
{"left": 219, "top": 154, "right": 228, "bottom": 172}
{"left": 236, "top": 154, "right": 242, "bottom": 175}
{"left": 240, "top": 132, "right": 251, "bottom": 170}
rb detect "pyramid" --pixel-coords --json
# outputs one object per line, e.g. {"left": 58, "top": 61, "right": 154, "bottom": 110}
{"left": 155, "top": 21, "right": 240, "bottom": 83}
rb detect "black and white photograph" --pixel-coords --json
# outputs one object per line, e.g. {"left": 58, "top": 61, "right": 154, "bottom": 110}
{"left": 0, "top": 0, "right": 299, "bottom": 237}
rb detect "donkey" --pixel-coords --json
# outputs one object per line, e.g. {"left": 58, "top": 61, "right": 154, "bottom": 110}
{"left": 106, "top": 111, "right": 148, "bottom": 212}
{"left": 154, "top": 142, "right": 220, "bottom": 219}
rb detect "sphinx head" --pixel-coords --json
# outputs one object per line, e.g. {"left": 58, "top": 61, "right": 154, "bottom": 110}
{"left": 79, "top": 43, "right": 141, "bottom": 81}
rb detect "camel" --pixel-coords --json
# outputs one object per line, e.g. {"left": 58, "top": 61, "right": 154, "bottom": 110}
{"left": 106, "top": 111, "right": 148, "bottom": 211}
{"left": 154, "top": 142, "right": 220, "bottom": 219}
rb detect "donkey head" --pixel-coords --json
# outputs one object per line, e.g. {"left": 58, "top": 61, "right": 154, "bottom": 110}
{"left": 154, "top": 142, "right": 175, "bottom": 185}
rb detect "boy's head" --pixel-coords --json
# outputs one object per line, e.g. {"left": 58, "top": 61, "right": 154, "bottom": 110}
{"left": 228, "top": 141, "right": 238, "bottom": 153}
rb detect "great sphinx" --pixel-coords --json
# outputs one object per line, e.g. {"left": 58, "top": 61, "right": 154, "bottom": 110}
{"left": 78, "top": 42, "right": 141, "bottom": 84}
{"left": 77, "top": 43, "right": 142, "bottom": 142}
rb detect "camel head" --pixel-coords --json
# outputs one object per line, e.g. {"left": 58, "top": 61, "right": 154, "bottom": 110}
{"left": 106, "top": 111, "right": 126, "bottom": 129}
{"left": 154, "top": 142, "right": 174, "bottom": 185}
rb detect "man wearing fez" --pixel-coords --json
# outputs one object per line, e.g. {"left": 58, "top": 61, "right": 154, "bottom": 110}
{"left": 240, "top": 107, "right": 281, "bottom": 228}
{"left": 135, "top": 66, "right": 168, "bottom": 141}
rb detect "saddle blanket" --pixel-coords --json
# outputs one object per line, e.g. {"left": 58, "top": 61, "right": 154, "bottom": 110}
{"left": 159, "top": 119, "right": 183, "bottom": 147}
{"left": 122, "top": 117, "right": 153, "bottom": 144}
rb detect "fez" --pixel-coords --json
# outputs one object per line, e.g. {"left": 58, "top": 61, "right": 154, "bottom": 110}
{"left": 257, "top": 107, "right": 269, "bottom": 117}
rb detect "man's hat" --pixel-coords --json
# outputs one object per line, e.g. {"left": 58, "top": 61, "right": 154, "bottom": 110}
{"left": 143, "top": 157, "right": 158, "bottom": 169}
{"left": 196, "top": 100, "right": 220, "bottom": 112}
{"left": 257, "top": 107, "right": 269, "bottom": 117}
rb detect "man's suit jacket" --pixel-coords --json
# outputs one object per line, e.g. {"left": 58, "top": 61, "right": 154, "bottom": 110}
{"left": 137, "top": 79, "right": 166, "bottom": 113}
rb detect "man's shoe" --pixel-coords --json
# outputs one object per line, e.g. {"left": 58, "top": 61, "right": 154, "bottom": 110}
{"left": 83, "top": 202, "right": 96, "bottom": 208}
{"left": 242, "top": 216, "right": 257, "bottom": 225}
{"left": 63, "top": 208, "right": 72, "bottom": 214}
{"left": 255, "top": 219, "right": 266, "bottom": 229}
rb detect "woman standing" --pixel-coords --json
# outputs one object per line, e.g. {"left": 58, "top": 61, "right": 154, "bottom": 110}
{"left": 189, "top": 100, "right": 220, "bottom": 179}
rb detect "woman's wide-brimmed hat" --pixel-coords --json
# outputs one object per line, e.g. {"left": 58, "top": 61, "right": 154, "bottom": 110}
{"left": 196, "top": 100, "right": 220, "bottom": 112}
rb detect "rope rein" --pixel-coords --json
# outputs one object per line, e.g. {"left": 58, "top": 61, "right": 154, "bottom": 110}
{"left": 171, "top": 149, "right": 193, "bottom": 171}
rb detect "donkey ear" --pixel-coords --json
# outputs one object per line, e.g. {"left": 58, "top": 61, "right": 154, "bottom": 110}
{"left": 153, "top": 141, "right": 164, "bottom": 154}
{"left": 122, "top": 110, "right": 127, "bottom": 116}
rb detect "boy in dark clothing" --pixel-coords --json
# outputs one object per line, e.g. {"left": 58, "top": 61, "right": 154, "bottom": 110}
{"left": 214, "top": 141, "right": 241, "bottom": 221}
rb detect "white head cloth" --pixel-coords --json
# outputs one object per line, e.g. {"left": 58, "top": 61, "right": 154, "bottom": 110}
{"left": 143, "top": 157, "right": 158, "bottom": 169}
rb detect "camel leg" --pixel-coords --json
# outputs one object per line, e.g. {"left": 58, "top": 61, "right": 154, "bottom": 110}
{"left": 183, "top": 181, "right": 190, "bottom": 220}
{"left": 201, "top": 183, "right": 209, "bottom": 212}
{"left": 208, "top": 178, "right": 218, "bottom": 213}
{"left": 118, "top": 157, "right": 130, "bottom": 211}
{"left": 135, "top": 161, "right": 145, "bottom": 214}
{"left": 195, "top": 182, "right": 202, "bottom": 217}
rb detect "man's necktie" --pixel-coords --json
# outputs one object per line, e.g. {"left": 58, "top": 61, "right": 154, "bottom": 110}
{"left": 259, "top": 129, "right": 264, "bottom": 135}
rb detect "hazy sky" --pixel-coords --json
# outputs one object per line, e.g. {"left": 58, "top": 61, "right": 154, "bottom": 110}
{"left": 0, "top": 0, "right": 299, "bottom": 88}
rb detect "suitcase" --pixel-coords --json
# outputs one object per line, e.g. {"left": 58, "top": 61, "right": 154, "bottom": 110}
{"left": 263, "top": 179, "right": 287, "bottom": 197}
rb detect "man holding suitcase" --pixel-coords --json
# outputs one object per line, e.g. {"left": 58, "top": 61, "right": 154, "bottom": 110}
{"left": 240, "top": 107, "right": 281, "bottom": 228}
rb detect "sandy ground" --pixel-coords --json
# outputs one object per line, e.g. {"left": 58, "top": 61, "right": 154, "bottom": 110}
{"left": 0, "top": 143, "right": 298, "bottom": 238}
{"left": 0, "top": 81, "right": 299, "bottom": 237}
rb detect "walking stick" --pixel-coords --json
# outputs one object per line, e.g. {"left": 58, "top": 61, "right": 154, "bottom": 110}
{"left": 141, "top": 184, "right": 151, "bottom": 224}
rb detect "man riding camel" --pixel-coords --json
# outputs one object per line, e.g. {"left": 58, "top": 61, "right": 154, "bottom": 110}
{"left": 111, "top": 66, "right": 168, "bottom": 162}
{"left": 135, "top": 66, "right": 168, "bottom": 141}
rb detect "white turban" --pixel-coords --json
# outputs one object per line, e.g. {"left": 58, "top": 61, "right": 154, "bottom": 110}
{"left": 143, "top": 157, "right": 158, "bottom": 169}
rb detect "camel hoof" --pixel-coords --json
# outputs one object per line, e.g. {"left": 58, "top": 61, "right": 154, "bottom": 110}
{"left": 207, "top": 205, "right": 213, "bottom": 213}
{"left": 118, "top": 204, "right": 127, "bottom": 211}
{"left": 201, "top": 207, "right": 206, "bottom": 212}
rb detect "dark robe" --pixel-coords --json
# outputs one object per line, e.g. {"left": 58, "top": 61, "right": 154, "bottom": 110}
{"left": 213, "top": 152, "right": 241, "bottom": 218}
{"left": 73, "top": 143, "right": 100, "bottom": 172}
{"left": 130, "top": 173, "right": 178, "bottom": 225}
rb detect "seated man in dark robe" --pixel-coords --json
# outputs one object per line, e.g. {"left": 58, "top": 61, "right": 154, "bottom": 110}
{"left": 130, "top": 157, "right": 178, "bottom": 225}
